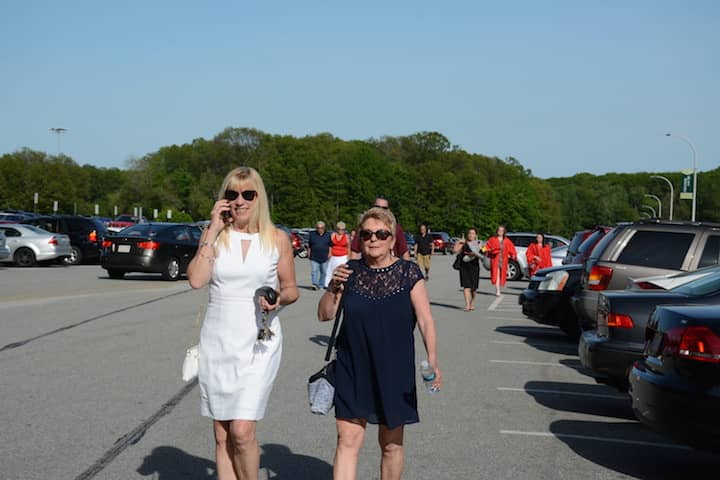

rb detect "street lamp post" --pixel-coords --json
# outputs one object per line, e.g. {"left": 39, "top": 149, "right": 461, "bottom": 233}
{"left": 641, "top": 205, "right": 656, "bottom": 218}
{"left": 49, "top": 127, "right": 67, "bottom": 154}
{"left": 665, "top": 133, "right": 697, "bottom": 221}
{"left": 651, "top": 175, "right": 674, "bottom": 220}
{"left": 644, "top": 194, "right": 662, "bottom": 219}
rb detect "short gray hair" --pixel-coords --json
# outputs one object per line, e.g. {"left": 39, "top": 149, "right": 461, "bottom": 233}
{"left": 316, "top": 221, "right": 326, "bottom": 228}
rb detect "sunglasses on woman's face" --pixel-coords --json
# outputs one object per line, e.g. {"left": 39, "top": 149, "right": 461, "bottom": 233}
{"left": 359, "top": 229, "right": 393, "bottom": 241}
{"left": 224, "top": 189, "right": 257, "bottom": 201}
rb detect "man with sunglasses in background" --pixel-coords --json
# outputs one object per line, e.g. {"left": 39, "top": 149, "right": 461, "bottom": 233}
{"left": 308, "top": 221, "right": 332, "bottom": 290}
{"left": 350, "top": 197, "right": 409, "bottom": 260}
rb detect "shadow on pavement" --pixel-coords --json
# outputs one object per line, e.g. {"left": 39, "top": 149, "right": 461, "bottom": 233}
{"left": 137, "top": 446, "right": 215, "bottom": 479}
{"left": 260, "top": 443, "right": 333, "bottom": 479}
{"left": 495, "top": 325, "right": 568, "bottom": 341}
{"left": 524, "top": 380, "right": 634, "bottom": 420}
{"left": 429, "top": 301, "right": 463, "bottom": 310}
{"left": 549, "top": 420, "right": 720, "bottom": 479}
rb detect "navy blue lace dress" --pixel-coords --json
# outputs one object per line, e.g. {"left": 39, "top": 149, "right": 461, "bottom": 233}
{"left": 334, "top": 258, "right": 424, "bottom": 429}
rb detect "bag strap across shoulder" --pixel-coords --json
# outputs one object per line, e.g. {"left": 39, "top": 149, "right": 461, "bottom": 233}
{"left": 324, "top": 293, "right": 345, "bottom": 362}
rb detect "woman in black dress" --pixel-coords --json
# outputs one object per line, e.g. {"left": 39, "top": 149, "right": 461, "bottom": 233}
{"left": 452, "top": 228, "right": 481, "bottom": 311}
{"left": 318, "top": 207, "right": 442, "bottom": 480}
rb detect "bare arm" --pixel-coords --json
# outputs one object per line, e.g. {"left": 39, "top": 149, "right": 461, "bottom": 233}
{"left": 317, "top": 263, "right": 352, "bottom": 321}
{"left": 187, "top": 199, "right": 228, "bottom": 289}
{"left": 261, "top": 229, "right": 299, "bottom": 311}
{"left": 411, "top": 280, "right": 442, "bottom": 390}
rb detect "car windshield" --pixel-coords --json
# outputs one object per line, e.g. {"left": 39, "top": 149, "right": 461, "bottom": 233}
{"left": 118, "top": 224, "right": 164, "bottom": 237}
{"left": 672, "top": 267, "right": 720, "bottom": 296}
{"left": 577, "top": 230, "right": 605, "bottom": 254}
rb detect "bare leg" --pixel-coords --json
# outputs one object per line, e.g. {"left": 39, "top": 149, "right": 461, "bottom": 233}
{"left": 229, "top": 420, "right": 260, "bottom": 480}
{"left": 463, "top": 288, "right": 472, "bottom": 310}
{"left": 495, "top": 268, "right": 502, "bottom": 295}
{"left": 379, "top": 425, "right": 405, "bottom": 480}
{"left": 469, "top": 289, "right": 476, "bottom": 310}
{"left": 213, "top": 421, "right": 240, "bottom": 480}
{"left": 334, "top": 418, "right": 367, "bottom": 480}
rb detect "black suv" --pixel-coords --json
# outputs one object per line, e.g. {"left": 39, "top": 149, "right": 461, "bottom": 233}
{"left": 23, "top": 215, "right": 108, "bottom": 265}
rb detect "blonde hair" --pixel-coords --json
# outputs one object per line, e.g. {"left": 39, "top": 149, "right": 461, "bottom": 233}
{"left": 216, "top": 167, "right": 276, "bottom": 253}
{"left": 357, "top": 207, "right": 397, "bottom": 236}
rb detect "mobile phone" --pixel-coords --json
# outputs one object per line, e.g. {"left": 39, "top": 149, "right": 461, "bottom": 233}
{"left": 222, "top": 191, "right": 233, "bottom": 221}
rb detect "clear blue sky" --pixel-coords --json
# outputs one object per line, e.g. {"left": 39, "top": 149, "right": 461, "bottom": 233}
{"left": 1, "top": 1, "right": 718, "bottom": 178}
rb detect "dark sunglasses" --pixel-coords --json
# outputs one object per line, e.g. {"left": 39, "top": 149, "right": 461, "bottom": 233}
{"left": 224, "top": 189, "right": 257, "bottom": 201}
{"left": 359, "top": 229, "right": 393, "bottom": 241}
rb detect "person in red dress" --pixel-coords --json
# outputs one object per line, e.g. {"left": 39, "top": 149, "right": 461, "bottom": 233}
{"left": 526, "top": 233, "right": 553, "bottom": 277}
{"left": 483, "top": 225, "right": 517, "bottom": 296}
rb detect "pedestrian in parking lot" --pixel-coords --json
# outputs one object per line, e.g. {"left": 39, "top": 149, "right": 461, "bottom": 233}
{"left": 526, "top": 232, "right": 552, "bottom": 277}
{"left": 413, "top": 223, "right": 434, "bottom": 280}
{"left": 186, "top": 166, "right": 299, "bottom": 480}
{"left": 349, "top": 197, "right": 410, "bottom": 260}
{"left": 324, "top": 221, "right": 351, "bottom": 288}
{"left": 484, "top": 225, "right": 517, "bottom": 296}
{"left": 308, "top": 221, "right": 332, "bottom": 290}
{"left": 453, "top": 228, "right": 481, "bottom": 311}
{"left": 319, "top": 206, "right": 442, "bottom": 480}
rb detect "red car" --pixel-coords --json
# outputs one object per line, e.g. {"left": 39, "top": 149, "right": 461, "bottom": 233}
{"left": 107, "top": 214, "right": 148, "bottom": 233}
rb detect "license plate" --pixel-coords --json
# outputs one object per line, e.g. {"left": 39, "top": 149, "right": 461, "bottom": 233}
{"left": 117, "top": 244, "right": 131, "bottom": 253}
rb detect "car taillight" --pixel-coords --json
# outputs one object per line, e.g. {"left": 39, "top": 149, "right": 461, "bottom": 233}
{"left": 137, "top": 241, "right": 160, "bottom": 250}
{"left": 663, "top": 326, "right": 720, "bottom": 363}
{"left": 634, "top": 281, "right": 661, "bottom": 290}
{"left": 606, "top": 313, "right": 634, "bottom": 329}
{"left": 48, "top": 237, "right": 58, "bottom": 245}
{"left": 588, "top": 265, "right": 613, "bottom": 291}
{"left": 102, "top": 240, "right": 113, "bottom": 248}
{"left": 88, "top": 230, "right": 97, "bottom": 242}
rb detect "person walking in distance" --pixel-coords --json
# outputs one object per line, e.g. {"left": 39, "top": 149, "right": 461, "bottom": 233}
{"left": 187, "top": 166, "right": 299, "bottom": 480}
{"left": 319, "top": 207, "right": 442, "bottom": 480}
{"left": 349, "top": 197, "right": 410, "bottom": 260}
{"left": 484, "top": 225, "right": 517, "bottom": 296}
{"left": 526, "top": 232, "right": 552, "bottom": 277}
{"left": 324, "top": 221, "right": 351, "bottom": 288}
{"left": 453, "top": 228, "right": 482, "bottom": 311}
{"left": 413, "top": 223, "right": 434, "bottom": 280}
{"left": 308, "top": 221, "right": 332, "bottom": 290}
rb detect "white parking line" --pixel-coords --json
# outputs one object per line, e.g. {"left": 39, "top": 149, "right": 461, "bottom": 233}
{"left": 490, "top": 360, "right": 579, "bottom": 367}
{"left": 497, "top": 387, "right": 627, "bottom": 400}
{"left": 500, "top": 430, "right": 691, "bottom": 450}
{"left": 488, "top": 295, "right": 504, "bottom": 311}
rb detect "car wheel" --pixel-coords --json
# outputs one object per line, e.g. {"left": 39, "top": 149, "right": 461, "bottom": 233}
{"left": 14, "top": 248, "right": 36, "bottom": 267}
{"left": 506, "top": 259, "right": 522, "bottom": 281}
{"left": 162, "top": 257, "right": 181, "bottom": 281}
{"left": 107, "top": 270, "right": 125, "bottom": 279}
{"left": 63, "top": 246, "right": 82, "bottom": 265}
{"left": 297, "top": 248, "right": 308, "bottom": 259}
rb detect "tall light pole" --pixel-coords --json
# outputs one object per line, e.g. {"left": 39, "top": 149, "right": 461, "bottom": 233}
{"left": 644, "top": 194, "right": 662, "bottom": 219}
{"left": 651, "top": 175, "right": 674, "bottom": 220}
{"left": 641, "top": 205, "right": 656, "bottom": 218}
{"left": 49, "top": 127, "right": 67, "bottom": 154}
{"left": 665, "top": 133, "right": 697, "bottom": 221}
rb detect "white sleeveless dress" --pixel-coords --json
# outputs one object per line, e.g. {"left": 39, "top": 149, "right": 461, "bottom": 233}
{"left": 198, "top": 231, "right": 283, "bottom": 420}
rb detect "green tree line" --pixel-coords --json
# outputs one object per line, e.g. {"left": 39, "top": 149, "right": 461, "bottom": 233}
{"left": 1, "top": 127, "right": 717, "bottom": 238}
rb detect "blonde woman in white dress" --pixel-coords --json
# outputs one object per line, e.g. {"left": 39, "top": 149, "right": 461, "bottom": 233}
{"left": 187, "top": 166, "right": 298, "bottom": 480}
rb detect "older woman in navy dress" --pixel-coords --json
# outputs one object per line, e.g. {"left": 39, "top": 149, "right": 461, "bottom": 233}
{"left": 318, "top": 207, "right": 442, "bottom": 480}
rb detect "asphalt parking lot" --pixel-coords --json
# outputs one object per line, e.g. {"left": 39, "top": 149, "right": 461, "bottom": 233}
{"left": 1, "top": 257, "right": 718, "bottom": 479}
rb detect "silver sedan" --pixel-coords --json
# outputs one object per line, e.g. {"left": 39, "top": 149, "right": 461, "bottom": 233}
{"left": 0, "top": 224, "right": 73, "bottom": 267}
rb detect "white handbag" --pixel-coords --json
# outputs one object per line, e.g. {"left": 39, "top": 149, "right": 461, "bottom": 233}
{"left": 182, "top": 345, "right": 199, "bottom": 382}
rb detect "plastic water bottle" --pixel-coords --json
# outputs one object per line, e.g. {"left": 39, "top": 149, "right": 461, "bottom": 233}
{"left": 420, "top": 360, "right": 439, "bottom": 394}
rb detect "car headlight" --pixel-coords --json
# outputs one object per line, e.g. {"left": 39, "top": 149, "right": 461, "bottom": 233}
{"left": 538, "top": 271, "right": 569, "bottom": 291}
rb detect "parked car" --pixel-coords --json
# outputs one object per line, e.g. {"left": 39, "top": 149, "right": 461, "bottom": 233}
{"left": 482, "top": 232, "right": 571, "bottom": 281}
{"left": 0, "top": 224, "right": 72, "bottom": 266}
{"left": 572, "top": 220, "right": 720, "bottom": 332}
{"left": 430, "top": 232, "right": 451, "bottom": 254}
{"left": 520, "top": 228, "right": 613, "bottom": 339}
{"left": 563, "top": 227, "right": 611, "bottom": 265}
{"left": 107, "top": 214, "right": 148, "bottom": 233}
{"left": 23, "top": 215, "right": 109, "bottom": 265}
{"left": 630, "top": 304, "right": 720, "bottom": 452}
{"left": 0, "top": 229, "right": 10, "bottom": 260}
{"left": 0, "top": 212, "right": 36, "bottom": 224}
{"left": 101, "top": 223, "right": 202, "bottom": 280}
{"left": 579, "top": 265, "right": 720, "bottom": 390}
{"left": 276, "top": 224, "right": 306, "bottom": 257}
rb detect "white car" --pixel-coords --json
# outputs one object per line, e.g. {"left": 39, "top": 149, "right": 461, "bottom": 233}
{"left": 0, "top": 224, "right": 73, "bottom": 267}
